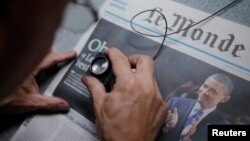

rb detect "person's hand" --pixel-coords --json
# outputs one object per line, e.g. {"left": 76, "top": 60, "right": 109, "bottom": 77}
{"left": 162, "top": 107, "right": 178, "bottom": 132}
{"left": 0, "top": 50, "right": 76, "bottom": 114}
{"left": 82, "top": 48, "right": 168, "bottom": 141}
{"left": 181, "top": 121, "right": 198, "bottom": 141}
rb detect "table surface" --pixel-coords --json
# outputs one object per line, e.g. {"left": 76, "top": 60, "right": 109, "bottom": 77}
{"left": 0, "top": 0, "right": 249, "bottom": 140}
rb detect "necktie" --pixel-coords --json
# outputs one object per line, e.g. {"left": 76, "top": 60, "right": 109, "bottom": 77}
{"left": 185, "top": 109, "right": 203, "bottom": 127}
{"left": 181, "top": 108, "right": 203, "bottom": 136}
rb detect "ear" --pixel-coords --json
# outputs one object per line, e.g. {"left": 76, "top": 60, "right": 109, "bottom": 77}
{"left": 221, "top": 95, "right": 230, "bottom": 103}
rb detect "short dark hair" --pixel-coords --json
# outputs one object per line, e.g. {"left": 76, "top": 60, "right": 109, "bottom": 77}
{"left": 208, "top": 73, "right": 234, "bottom": 95}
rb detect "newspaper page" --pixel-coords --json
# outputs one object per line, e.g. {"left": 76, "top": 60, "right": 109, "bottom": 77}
{"left": 11, "top": 0, "right": 250, "bottom": 141}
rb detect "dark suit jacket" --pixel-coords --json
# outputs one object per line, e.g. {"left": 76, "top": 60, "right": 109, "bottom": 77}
{"left": 157, "top": 97, "right": 230, "bottom": 141}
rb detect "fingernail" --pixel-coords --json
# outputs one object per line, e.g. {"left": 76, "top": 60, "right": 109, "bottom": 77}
{"left": 82, "top": 75, "right": 89, "bottom": 83}
{"left": 58, "top": 102, "right": 69, "bottom": 110}
{"left": 72, "top": 51, "right": 77, "bottom": 56}
{"left": 104, "top": 48, "right": 109, "bottom": 54}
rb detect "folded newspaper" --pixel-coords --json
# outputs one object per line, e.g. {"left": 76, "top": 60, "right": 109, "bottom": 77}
{"left": 11, "top": 0, "right": 250, "bottom": 141}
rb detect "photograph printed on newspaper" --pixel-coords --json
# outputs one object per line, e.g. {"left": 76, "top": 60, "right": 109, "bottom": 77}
{"left": 52, "top": 18, "right": 250, "bottom": 141}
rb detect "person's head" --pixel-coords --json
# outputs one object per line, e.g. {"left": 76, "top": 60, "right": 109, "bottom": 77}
{"left": 197, "top": 73, "right": 234, "bottom": 109}
{"left": 0, "top": 0, "right": 69, "bottom": 98}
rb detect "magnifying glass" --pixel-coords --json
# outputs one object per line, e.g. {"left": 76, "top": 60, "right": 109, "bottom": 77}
{"left": 90, "top": 55, "right": 110, "bottom": 76}
{"left": 86, "top": 52, "right": 115, "bottom": 92}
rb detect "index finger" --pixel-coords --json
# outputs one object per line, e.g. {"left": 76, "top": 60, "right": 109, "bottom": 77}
{"left": 38, "top": 51, "right": 77, "bottom": 70}
{"left": 106, "top": 48, "right": 132, "bottom": 78}
{"left": 128, "top": 55, "right": 154, "bottom": 77}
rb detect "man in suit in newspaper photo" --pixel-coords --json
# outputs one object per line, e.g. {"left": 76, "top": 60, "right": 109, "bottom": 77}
{"left": 159, "top": 73, "right": 234, "bottom": 141}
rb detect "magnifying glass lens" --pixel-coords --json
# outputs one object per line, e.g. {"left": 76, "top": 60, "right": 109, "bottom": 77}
{"left": 91, "top": 57, "right": 109, "bottom": 75}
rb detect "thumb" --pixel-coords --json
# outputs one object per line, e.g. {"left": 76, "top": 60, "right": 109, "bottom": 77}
{"left": 173, "top": 107, "right": 178, "bottom": 114}
{"left": 29, "top": 95, "right": 70, "bottom": 111}
{"left": 82, "top": 76, "right": 106, "bottom": 107}
{"left": 192, "top": 120, "right": 198, "bottom": 126}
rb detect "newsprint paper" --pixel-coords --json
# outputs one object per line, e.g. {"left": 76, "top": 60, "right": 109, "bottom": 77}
{"left": 11, "top": 0, "right": 250, "bottom": 141}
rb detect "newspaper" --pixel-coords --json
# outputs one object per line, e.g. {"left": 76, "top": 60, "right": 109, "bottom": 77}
{"left": 11, "top": 0, "right": 250, "bottom": 141}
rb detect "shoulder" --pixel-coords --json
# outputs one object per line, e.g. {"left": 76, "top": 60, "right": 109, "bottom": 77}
{"left": 168, "top": 97, "right": 196, "bottom": 109}
{"left": 168, "top": 97, "right": 196, "bottom": 104}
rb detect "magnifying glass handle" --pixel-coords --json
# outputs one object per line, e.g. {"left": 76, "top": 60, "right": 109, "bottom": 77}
{"left": 86, "top": 52, "right": 115, "bottom": 92}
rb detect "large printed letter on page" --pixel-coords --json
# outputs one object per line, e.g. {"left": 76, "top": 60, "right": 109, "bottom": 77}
{"left": 11, "top": 0, "right": 250, "bottom": 141}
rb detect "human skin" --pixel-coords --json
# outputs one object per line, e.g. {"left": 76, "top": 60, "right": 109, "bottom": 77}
{"left": 0, "top": 0, "right": 70, "bottom": 98}
{"left": 83, "top": 48, "right": 168, "bottom": 141}
{"left": 197, "top": 77, "right": 230, "bottom": 109}
{"left": 0, "top": 0, "right": 75, "bottom": 114}
{"left": 0, "top": 1, "right": 168, "bottom": 140}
